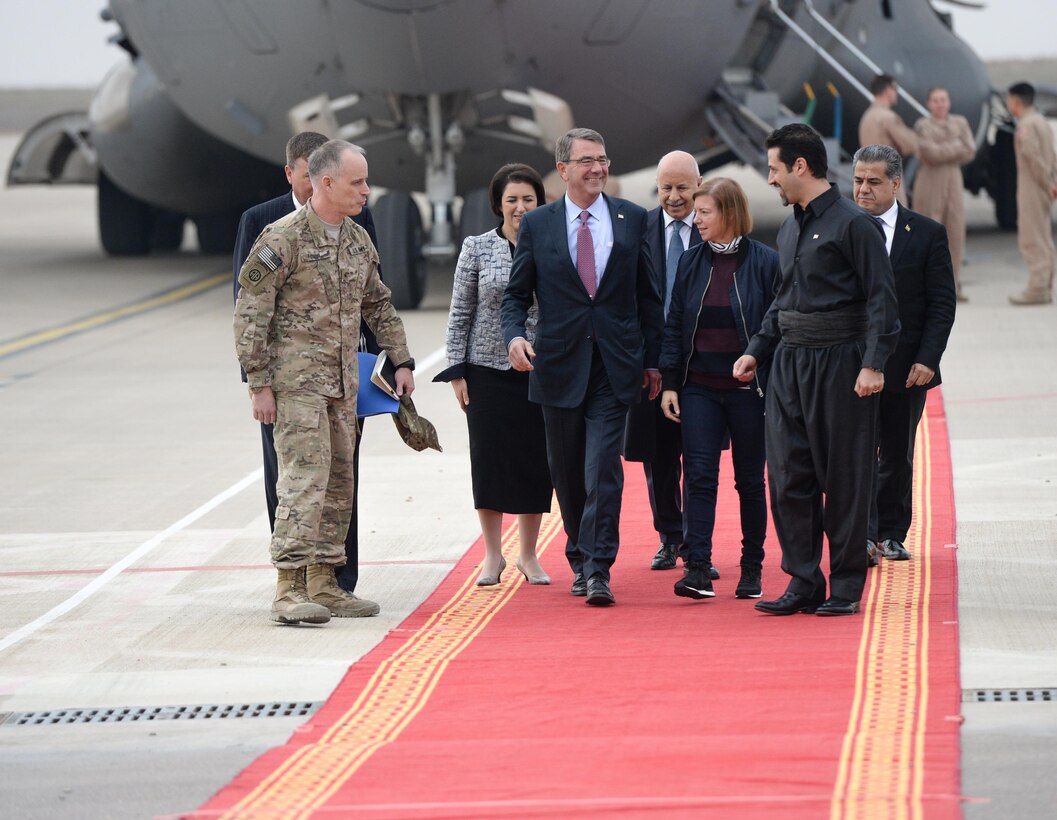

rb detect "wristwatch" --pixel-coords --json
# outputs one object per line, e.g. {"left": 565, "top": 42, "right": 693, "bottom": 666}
{"left": 395, "top": 358, "right": 415, "bottom": 371}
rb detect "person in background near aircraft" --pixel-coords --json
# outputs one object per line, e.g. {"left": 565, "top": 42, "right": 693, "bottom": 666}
{"left": 435, "top": 163, "right": 553, "bottom": 587}
{"left": 234, "top": 140, "right": 415, "bottom": 624}
{"left": 859, "top": 74, "right": 918, "bottom": 206}
{"left": 659, "top": 178, "right": 779, "bottom": 601}
{"left": 623, "top": 151, "right": 712, "bottom": 577}
{"left": 853, "top": 144, "right": 956, "bottom": 567}
{"left": 912, "top": 87, "right": 975, "bottom": 303}
{"left": 1005, "top": 82, "right": 1057, "bottom": 306}
{"left": 733, "top": 124, "right": 899, "bottom": 617}
{"left": 502, "top": 128, "right": 664, "bottom": 607}
{"left": 233, "top": 131, "right": 382, "bottom": 595}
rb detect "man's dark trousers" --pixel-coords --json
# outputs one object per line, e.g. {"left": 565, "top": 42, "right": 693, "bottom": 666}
{"left": 870, "top": 388, "right": 928, "bottom": 543}
{"left": 644, "top": 409, "right": 683, "bottom": 546}
{"left": 766, "top": 341, "right": 876, "bottom": 603}
{"left": 542, "top": 348, "right": 629, "bottom": 583}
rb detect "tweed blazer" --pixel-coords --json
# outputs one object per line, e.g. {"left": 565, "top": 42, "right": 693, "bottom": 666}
{"left": 445, "top": 229, "right": 537, "bottom": 372}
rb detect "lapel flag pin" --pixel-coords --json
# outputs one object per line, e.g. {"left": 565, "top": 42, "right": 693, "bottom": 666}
{"left": 813, "top": 234, "right": 819, "bottom": 239}
{"left": 617, "top": 213, "right": 625, "bottom": 219}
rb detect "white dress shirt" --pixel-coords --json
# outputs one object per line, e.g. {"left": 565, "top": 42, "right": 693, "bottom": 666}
{"left": 662, "top": 212, "right": 694, "bottom": 251}
{"left": 875, "top": 200, "right": 898, "bottom": 255}
{"left": 565, "top": 193, "right": 614, "bottom": 288}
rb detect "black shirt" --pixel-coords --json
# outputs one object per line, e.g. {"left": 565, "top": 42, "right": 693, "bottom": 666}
{"left": 745, "top": 185, "right": 899, "bottom": 370}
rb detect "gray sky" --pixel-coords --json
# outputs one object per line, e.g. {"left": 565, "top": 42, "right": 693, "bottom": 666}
{"left": 0, "top": 0, "right": 1053, "bottom": 88}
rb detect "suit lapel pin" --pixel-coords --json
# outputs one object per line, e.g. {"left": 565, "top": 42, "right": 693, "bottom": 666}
{"left": 813, "top": 234, "right": 820, "bottom": 239}
{"left": 617, "top": 213, "right": 625, "bottom": 219}
{"left": 904, "top": 224, "right": 911, "bottom": 232}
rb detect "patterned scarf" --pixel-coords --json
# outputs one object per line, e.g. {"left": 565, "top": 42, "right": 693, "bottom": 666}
{"left": 708, "top": 236, "right": 742, "bottom": 254}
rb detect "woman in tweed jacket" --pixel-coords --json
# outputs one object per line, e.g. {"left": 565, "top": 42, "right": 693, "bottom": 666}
{"left": 436, "top": 163, "right": 553, "bottom": 586}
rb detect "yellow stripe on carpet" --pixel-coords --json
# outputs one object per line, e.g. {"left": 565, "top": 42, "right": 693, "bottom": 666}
{"left": 831, "top": 407, "right": 935, "bottom": 820}
{"left": 222, "top": 502, "right": 564, "bottom": 819}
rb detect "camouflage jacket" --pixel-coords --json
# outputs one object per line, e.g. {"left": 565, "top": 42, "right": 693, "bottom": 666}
{"left": 233, "top": 202, "right": 410, "bottom": 399}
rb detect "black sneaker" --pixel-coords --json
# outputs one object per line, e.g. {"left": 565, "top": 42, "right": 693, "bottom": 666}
{"left": 674, "top": 563, "right": 715, "bottom": 600}
{"left": 735, "top": 565, "right": 762, "bottom": 599}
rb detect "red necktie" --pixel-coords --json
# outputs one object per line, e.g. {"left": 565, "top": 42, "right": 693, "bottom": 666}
{"left": 577, "top": 210, "right": 596, "bottom": 298}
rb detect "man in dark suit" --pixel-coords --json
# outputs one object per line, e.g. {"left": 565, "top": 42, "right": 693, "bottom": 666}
{"left": 502, "top": 127, "right": 664, "bottom": 606}
{"left": 233, "top": 131, "right": 382, "bottom": 593}
{"left": 852, "top": 143, "right": 957, "bottom": 563}
{"left": 623, "top": 151, "right": 710, "bottom": 573}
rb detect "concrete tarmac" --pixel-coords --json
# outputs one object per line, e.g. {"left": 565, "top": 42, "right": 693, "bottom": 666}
{"left": 0, "top": 131, "right": 1055, "bottom": 818}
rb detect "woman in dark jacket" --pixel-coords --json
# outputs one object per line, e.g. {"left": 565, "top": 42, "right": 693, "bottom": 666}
{"left": 658, "top": 177, "right": 779, "bottom": 602}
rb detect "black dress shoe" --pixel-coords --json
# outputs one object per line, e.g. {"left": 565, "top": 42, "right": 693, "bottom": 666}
{"left": 754, "top": 591, "right": 824, "bottom": 615}
{"left": 816, "top": 597, "right": 860, "bottom": 616}
{"left": 650, "top": 543, "right": 679, "bottom": 570}
{"left": 570, "top": 572, "right": 587, "bottom": 596}
{"left": 866, "top": 539, "right": 879, "bottom": 568}
{"left": 709, "top": 564, "right": 720, "bottom": 581}
{"left": 585, "top": 575, "right": 615, "bottom": 606}
{"left": 879, "top": 539, "right": 911, "bottom": 561}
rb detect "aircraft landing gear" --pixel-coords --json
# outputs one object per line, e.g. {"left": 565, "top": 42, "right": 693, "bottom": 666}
{"left": 98, "top": 170, "right": 189, "bottom": 255}
{"left": 458, "top": 188, "right": 495, "bottom": 245}
{"left": 373, "top": 191, "right": 427, "bottom": 310}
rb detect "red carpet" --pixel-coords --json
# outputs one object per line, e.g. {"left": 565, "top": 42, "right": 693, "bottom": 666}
{"left": 193, "top": 389, "right": 960, "bottom": 819}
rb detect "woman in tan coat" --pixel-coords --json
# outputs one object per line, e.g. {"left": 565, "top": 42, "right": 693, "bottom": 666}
{"left": 913, "top": 87, "right": 976, "bottom": 301}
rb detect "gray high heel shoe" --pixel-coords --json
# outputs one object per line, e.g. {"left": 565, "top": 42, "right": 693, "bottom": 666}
{"left": 476, "top": 556, "right": 507, "bottom": 586}
{"left": 516, "top": 559, "right": 551, "bottom": 585}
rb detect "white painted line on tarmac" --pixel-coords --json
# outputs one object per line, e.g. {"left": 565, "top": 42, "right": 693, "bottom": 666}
{"left": 0, "top": 468, "right": 264, "bottom": 656}
{"left": 417, "top": 345, "right": 446, "bottom": 375}
{"left": 0, "top": 345, "right": 446, "bottom": 656}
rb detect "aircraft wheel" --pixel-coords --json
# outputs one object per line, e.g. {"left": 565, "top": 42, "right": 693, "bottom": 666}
{"left": 374, "top": 191, "right": 426, "bottom": 309}
{"left": 98, "top": 171, "right": 152, "bottom": 256}
{"left": 195, "top": 212, "right": 240, "bottom": 255}
{"left": 458, "top": 188, "right": 495, "bottom": 244}
{"left": 150, "top": 211, "right": 186, "bottom": 252}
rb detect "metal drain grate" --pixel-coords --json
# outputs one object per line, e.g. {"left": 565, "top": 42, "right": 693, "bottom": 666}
{"left": 964, "top": 689, "right": 1057, "bottom": 703}
{"left": 2, "top": 701, "right": 321, "bottom": 726}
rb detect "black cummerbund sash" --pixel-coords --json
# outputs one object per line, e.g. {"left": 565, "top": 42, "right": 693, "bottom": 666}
{"left": 778, "top": 304, "right": 867, "bottom": 347}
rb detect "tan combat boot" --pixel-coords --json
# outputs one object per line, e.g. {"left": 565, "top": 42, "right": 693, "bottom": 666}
{"left": 272, "top": 567, "right": 331, "bottom": 624}
{"left": 306, "top": 564, "right": 380, "bottom": 617}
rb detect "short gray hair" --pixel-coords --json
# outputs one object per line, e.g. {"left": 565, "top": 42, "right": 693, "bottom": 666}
{"left": 308, "top": 139, "right": 365, "bottom": 181}
{"left": 555, "top": 128, "right": 605, "bottom": 164}
{"left": 852, "top": 143, "right": 903, "bottom": 180}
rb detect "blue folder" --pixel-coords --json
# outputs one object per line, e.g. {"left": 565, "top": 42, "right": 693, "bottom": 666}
{"left": 356, "top": 352, "right": 400, "bottom": 417}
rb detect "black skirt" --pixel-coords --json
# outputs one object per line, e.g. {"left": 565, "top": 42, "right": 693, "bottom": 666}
{"left": 465, "top": 363, "right": 552, "bottom": 513}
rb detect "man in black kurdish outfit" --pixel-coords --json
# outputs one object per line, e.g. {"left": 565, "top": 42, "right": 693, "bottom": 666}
{"left": 732, "top": 124, "right": 900, "bottom": 616}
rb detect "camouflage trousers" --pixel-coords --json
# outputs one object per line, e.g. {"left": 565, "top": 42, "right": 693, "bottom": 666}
{"left": 270, "top": 393, "right": 357, "bottom": 568}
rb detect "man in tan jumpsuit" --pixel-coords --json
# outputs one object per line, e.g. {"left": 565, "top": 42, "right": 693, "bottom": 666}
{"left": 1006, "top": 82, "right": 1057, "bottom": 305}
{"left": 234, "top": 140, "right": 416, "bottom": 624}
{"left": 860, "top": 74, "right": 918, "bottom": 207}
{"left": 913, "top": 87, "right": 976, "bottom": 302}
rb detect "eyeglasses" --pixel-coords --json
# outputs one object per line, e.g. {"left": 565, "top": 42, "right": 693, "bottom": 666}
{"left": 563, "top": 156, "right": 611, "bottom": 168}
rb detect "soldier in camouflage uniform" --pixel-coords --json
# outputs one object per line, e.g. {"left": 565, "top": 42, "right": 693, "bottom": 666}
{"left": 234, "top": 139, "right": 415, "bottom": 624}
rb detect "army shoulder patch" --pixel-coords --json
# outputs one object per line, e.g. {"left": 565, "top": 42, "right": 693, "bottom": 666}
{"left": 238, "top": 245, "right": 283, "bottom": 293}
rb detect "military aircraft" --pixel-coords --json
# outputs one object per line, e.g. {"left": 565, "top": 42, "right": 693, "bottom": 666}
{"left": 8, "top": 0, "right": 1000, "bottom": 308}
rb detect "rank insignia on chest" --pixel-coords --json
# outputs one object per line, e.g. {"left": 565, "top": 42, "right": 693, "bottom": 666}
{"left": 257, "top": 245, "right": 282, "bottom": 272}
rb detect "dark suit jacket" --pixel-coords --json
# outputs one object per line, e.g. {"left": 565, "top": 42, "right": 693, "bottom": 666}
{"left": 233, "top": 194, "right": 381, "bottom": 380}
{"left": 883, "top": 204, "right": 956, "bottom": 392}
{"left": 501, "top": 194, "right": 664, "bottom": 408}
{"left": 625, "top": 206, "right": 702, "bottom": 460}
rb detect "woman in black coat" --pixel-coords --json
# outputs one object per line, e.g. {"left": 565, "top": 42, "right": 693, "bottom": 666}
{"left": 658, "top": 178, "right": 779, "bottom": 602}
